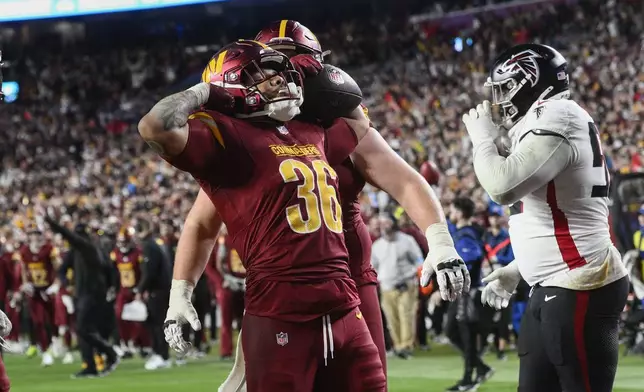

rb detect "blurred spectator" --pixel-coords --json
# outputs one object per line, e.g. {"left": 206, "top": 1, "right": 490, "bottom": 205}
{"left": 371, "top": 213, "right": 422, "bottom": 359}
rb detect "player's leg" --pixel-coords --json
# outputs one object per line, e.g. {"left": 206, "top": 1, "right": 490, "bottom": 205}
{"left": 217, "top": 286, "right": 234, "bottom": 357}
{"left": 242, "top": 314, "right": 318, "bottom": 392}
{"left": 549, "top": 277, "right": 629, "bottom": 392}
{"left": 316, "top": 308, "right": 386, "bottom": 392}
{"left": 358, "top": 283, "right": 387, "bottom": 376}
{"left": 517, "top": 287, "right": 561, "bottom": 392}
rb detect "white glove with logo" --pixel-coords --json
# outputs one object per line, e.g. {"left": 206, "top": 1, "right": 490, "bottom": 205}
{"left": 481, "top": 262, "right": 522, "bottom": 309}
{"left": 164, "top": 280, "right": 201, "bottom": 355}
{"left": 219, "top": 330, "right": 247, "bottom": 392}
{"left": 420, "top": 223, "right": 471, "bottom": 301}
{"left": 462, "top": 100, "right": 500, "bottom": 146}
{"left": 0, "top": 309, "right": 12, "bottom": 337}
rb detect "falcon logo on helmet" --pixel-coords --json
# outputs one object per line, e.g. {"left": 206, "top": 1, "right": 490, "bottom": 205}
{"left": 497, "top": 50, "right": 542, "bottom": 87}
{"left": 485, "top": 44, "right": 569, "bottom": 129}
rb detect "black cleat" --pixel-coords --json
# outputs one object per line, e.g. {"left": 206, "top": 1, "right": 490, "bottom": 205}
{"left": 71, "top": 368, "right": 99, "bottom": 379}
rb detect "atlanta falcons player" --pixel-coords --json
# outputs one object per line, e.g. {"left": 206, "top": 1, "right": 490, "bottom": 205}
{"left": 463, "top": 43, "right": 628, "bottom": 392}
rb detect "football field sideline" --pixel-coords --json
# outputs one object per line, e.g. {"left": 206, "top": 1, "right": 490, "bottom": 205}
{"left": 5, "top": 345, "right": 644, "bottom": 391}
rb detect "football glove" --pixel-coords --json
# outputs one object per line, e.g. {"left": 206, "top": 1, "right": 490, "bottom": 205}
{"left": 219, "top": 330, "right": 247, "bottom": 392}
{"left": 462, "top": 100, "right": 500, "bottom": 146}
{"left": 420, "top": 222, "right": 471, "bottom": 301}
{"left": 480, "top": 262, "right": 521, "bottom": 309}
{"left": 0, "top": 309, "right": 12, "bottom": 337}
{"left": 164, "top": 279, "right": 201, "bottom": 355}
{"left": 290, "top": 54, "right": 322, "bottom": 79}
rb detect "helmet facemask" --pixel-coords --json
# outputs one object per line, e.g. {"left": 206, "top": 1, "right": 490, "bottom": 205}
{"left": 218, "top": 54, "right": 304, "bottom": 122}
{"left": 484, "top": 77, "right": 524, "bottom": 129}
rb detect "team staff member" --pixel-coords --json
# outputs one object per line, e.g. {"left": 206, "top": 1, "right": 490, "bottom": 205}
{"left": 483, "top": 204, "right": 514, "bottom": 360}
{"left": 134, "top": 222, "right": 172, "bottom": 370}
{"left": 445, "top": 198, "right": 494, "bottom": 392}
{"left": 38, "top": 206, "right": 119, "bottom": 379}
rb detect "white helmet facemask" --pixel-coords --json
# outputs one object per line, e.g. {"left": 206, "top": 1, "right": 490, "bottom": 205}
{"left": 265, "top": 82, "right": 303, "bottom": 122}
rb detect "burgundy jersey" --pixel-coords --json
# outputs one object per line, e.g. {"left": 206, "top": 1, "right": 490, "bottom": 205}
{"left": 0, "top": 251, "right": 17, "bottom": 302}
{"left": 327, "top": 103, "right": 376, "bottom": 286}
{"left": 18, "top": 244, "right": 58, "bottom": 289}
{"left": 165, "top": 110, "right": 359, "bottom": 321}
{"left": 221, "top": 235, "right": 246, "bottom": 279}
{"left": 334, "top": 157, "right": 377, "bottom": 286}
{"left": 110, "top": 248, "right": 143, "bottom": 289}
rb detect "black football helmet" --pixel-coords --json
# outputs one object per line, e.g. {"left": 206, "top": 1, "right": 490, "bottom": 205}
{"left": 485, "top": 43, "right": 570, "bottom": 128}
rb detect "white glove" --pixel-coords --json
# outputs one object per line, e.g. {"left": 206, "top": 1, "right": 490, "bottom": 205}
{"left": 420, "top": 223, "right": 471, "bottom": 301}
{"left": 45, "top": 282, "right": 60, "bottom": 296}
{"left": 219, "top": 330, "right": 247, "bottom": 392}
{"left": 164, "top": 279, "right": 201, "bottom": 355}
{"left": 480, "top": 262, "right": 522, "bottom": 309}
{"left": 20, "top": 283, "right": 34, "bottom": 297}
{"left": 0, "top": 309, "right": 12, "bottom": 337}
{"left": 462, "top": 100, "right": 500, "bottom": 146}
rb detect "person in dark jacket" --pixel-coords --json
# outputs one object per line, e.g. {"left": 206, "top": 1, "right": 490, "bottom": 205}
{"left": 484, "top": 204, "right": 515, "bottom": 360}
{"left": 133, "top": 220, "right": 172, "bottom": 370}
{"left": 445, "top": 198, "right": 494, "bottom": 392}
{"left": 38, "top": 206, "right": 120, "bottom": 379}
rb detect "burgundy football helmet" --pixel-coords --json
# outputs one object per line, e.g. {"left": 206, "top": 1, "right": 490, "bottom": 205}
{"left": 201, "top": 40, "right": 304, "bottom": 122}
{"left": 255, "top": 20, "right": 325, "bottom": 62}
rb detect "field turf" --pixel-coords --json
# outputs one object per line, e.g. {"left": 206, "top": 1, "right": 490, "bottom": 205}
{"left": 5, "top": 344, "right": 644, "bottom": 391}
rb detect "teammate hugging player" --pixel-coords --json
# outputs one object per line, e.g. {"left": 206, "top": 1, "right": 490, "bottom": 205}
{"left": 463, "top": 43, "right": 629, "bottom": 392}
{"left": 139, "top": 35, "right": 467, "bottom": 391}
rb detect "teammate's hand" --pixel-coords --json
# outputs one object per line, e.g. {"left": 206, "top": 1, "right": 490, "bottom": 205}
{"left": 290, "top": 54, "right": 322, "bottom": 78}
{"left": 0, "top": 310, "right": 12, "bottom": 337}
{"left": 421, "top": 223, "right": 471, "bottom": 301}
{"left": 462, "top": 100, "right": 500, "bottom": 146}
{"left": 421, "top": 254, "right": 470, "bottom": 301}
{"left": 164, "top": 279, "right": 201, "bottom": 355}
{"left": 480, "top": 262, "right": 522, "bottom": 309}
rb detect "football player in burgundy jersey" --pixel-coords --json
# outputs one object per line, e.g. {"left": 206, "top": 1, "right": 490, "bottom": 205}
{"left": 111, "top": 227, "right": 145, "bottom": 357}
{"left": 173, "top": 22, "right": 469, "bottom": 392}
{"left": 139, "top": 40, "right": 387, "bottom": 392}
{"left": 16, "top": 227, "right": 60, "bottom": 367}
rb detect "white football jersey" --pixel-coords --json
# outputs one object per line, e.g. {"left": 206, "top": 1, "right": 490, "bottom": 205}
{"left": 507, "top": 98, "right": 627, "bottom": 290}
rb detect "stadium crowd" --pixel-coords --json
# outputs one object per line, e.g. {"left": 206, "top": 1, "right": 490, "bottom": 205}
{"left": 0, "top": 0, "right": 643, "bottom": 380}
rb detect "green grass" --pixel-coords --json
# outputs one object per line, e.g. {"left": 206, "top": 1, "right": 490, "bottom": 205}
{"left": 4, "top": 344, "right": 644, "bottom": 391}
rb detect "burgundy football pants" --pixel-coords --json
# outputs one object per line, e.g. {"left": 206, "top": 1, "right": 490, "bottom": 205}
{"left": 242, "top": 308, "right": 386, "bottom": 392}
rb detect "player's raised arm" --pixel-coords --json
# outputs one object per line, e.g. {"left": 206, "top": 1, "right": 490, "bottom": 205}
{"left": 138, "top": 83, "right": 234, "bottom": 158}
{"left": 351, "top": 127, "right": 469, "bottom": 301}
{"left": 463, "top": 101, "right": 573, "bottom": 205}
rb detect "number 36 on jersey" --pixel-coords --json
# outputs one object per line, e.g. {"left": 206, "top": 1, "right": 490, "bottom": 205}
{"left": 279, "top": 159, "right": 343, "bottom": 235}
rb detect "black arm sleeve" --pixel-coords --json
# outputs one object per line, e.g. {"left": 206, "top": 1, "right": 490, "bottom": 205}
{"left": 44, "top": 216, "right": 93, "bottom": 250}
{"left": 58, "top": 252, "right": 74, "bottom": 285}
{"left": 136, "top": 242, "right": 159, "bottom": 293}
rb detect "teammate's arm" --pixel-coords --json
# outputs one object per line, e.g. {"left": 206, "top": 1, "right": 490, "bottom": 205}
{"left": 165, "top": 189, "right": 223, "bottom": 353}
{"left": 174, "top": 189, "right": 223, "bottom": 285}
{"left": 351, "top": 127, "right": 469, "bottom": 300}
{"left": 472, "top": 132, "right": 573, "bottom": 205}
